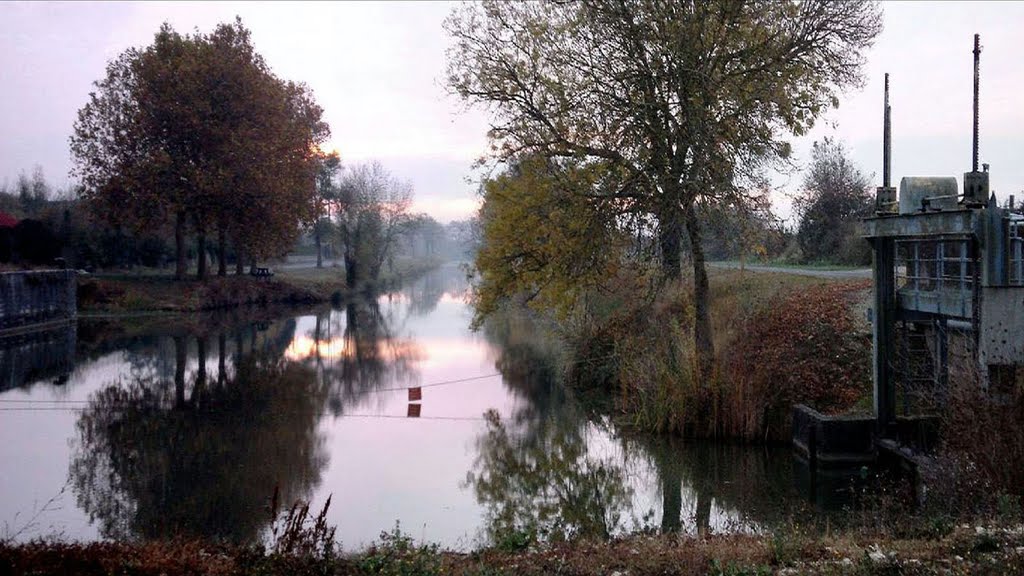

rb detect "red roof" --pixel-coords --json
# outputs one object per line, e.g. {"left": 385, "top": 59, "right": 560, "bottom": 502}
{"left": 0, "top": 211, "right": 17, "bottom": 229}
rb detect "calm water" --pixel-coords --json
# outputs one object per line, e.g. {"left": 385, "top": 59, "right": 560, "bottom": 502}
{"left": 0, "top": 264, "right": 856, "bottom": 549}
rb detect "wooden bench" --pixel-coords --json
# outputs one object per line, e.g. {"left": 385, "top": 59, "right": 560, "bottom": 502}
{"left": 250, "top": 267, "right": 274, "bottom": 278}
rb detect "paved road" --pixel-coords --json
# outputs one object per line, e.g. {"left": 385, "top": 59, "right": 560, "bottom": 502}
{"left": 708, "top": 261, "right": 871, "bottom": 279}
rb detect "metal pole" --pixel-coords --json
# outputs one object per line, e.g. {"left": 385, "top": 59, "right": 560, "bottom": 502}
{"left": 973, "top": 33, "right": 981, "bottom": 172}
{"left": 883, "top": 73, "right": 891, "bottom": 188}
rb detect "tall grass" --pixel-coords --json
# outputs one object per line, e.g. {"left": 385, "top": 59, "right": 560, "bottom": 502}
{"left": 561, "top": 268, "right": 871, "bottom": 440}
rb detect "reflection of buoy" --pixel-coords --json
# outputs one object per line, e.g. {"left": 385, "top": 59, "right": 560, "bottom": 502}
{"left": 407, "top": 387, "right": 422, "bottom": 417}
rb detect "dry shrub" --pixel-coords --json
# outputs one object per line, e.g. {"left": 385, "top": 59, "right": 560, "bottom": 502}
{"left": 563, "top": 269, "right": 870, "bottom": 440}
{"left": 931, "top": 373, "right": 1024, "bottom": 515}
{"left": 721, "top": 281, "right": 871, "bottom": 441}
{"left": 559, "top": 268, "right": 702, "bottom": 433}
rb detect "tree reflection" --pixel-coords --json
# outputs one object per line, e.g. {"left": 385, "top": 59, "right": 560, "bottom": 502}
{"left": 298, "top": 297, "right": 421, "bottom": 415}
{"left": 466, "top": 410, "right": 631, "bottom": 544}
{"left": 400, "top": 264, "right": 470, "bottom": 317}
{"left": 468, "top": 309, "right": 632, "bottom": 544}
{"left": 69, "top": 332, "right": 328, "bottom": 542}
{"left": 474, "top": 305, "right": 838, "bottom": 541}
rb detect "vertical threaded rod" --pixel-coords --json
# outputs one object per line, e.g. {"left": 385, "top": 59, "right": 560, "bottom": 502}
{"left": 883, "top": 73, "right": 891, "bottom": 188}
{"left": 973, "top": 33, "right": 981, "bottom": 172}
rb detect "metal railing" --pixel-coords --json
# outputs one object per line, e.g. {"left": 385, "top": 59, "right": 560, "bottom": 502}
{"left": 895, "top": 238, "right": 974, "bottom": 318}
{"left": 1009, "top": 216, "right": 1024, "bottom": 285}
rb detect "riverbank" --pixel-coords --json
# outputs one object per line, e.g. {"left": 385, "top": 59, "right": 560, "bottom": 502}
{"left": 554, "top": 267, "right": 872, "bottom": 440}
{"left": 76, "top": 258, "right": 443, "bottom": 314}
{"left": 4, "top": 523, "right": 1023, "bottom": 575}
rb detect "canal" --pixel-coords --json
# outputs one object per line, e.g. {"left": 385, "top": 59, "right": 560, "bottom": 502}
{"left": 0, "top": 263, "right": 858, "bottom": 549}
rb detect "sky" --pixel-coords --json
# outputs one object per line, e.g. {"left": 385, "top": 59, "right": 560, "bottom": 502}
{"left": 1, "top": 1, "right": 1023, "bottom": 224}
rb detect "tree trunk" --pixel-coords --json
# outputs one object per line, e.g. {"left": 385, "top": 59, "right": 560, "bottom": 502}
{"left": 174, "top": 335, "right": 187, "bottom": 408}
{"left": 196, "top": 229, "right": 207, "bottom": 280}
{"left": 684, "top": 203, "right": 716, "bottom": 391}
{"left": 217, "top": 226, "right": 227, "bottom": 277}
{"left": 659, "top": 458, "right": 683, "bottom": 534}
{"left": 315, "top": 224, "right": 323, "bottom": 268}
{"left": 345, "top": 253, "right": 357, "bottom": 290}
{"left": 658, "top": 204, "right": 683, "bottom": 280}
{"left": 235, "top": 245, "right": 245, "bottom": 275}
{"left": 193, "top": 335, "right": 207, "bottom": 404}
{"left": 218, "top": 332, "right": 227, "bottom": 385}
{"left": 175, "top": 211, "right": 187, "bottom": 280}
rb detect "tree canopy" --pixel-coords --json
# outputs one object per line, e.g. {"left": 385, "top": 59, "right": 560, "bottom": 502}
{"left": 472, "top": 155, "right": 624, "bottom": 326}
{"left": 70, "top": 19, "right": 328, "bottom": 279}
{"left": 446, "top": 0, "right": 882, "bottom": 380}
{"left": 335, "top": 161, "right": 413, "bottom": 289}
{"left": 795, "top": 138, "right": 874, "bottom": 265}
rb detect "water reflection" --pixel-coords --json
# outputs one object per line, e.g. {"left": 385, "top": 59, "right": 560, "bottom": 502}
{"left": 470, "top": 308, "right": 634, "bottom": 542}
{"left": 470, "top": 305, "right": 858, "bottom": 543}
{"left": 69, "top": 326, "right": 328, "bottom": 542}
{"left": 288, "top": 298, "right": 422, "bottom": 415}
{"left": 0, "top": 264, "right": 868, "bottom": 546}
{"left": 0, "top": 323, "right": 75, "bottom": 392}
{"left": 467, "top": 410, "right": 632, "bottom": 543}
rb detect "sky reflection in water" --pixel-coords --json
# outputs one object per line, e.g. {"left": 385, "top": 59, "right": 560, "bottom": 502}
{"left": 0, "top": 263, "right": 846, "bottom": 549}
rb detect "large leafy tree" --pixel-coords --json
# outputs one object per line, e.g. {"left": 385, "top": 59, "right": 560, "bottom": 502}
{"left": 447, "top": 0, "right": 881, "bottom": 384}
{"left": 795, "top": 138, "right": 873, "bottom": 265}
{"left": 71, "top": 19, "right": 328, "bottom": 279}
{"left": 472, "top": 155, "right": 624, "bottom": 326}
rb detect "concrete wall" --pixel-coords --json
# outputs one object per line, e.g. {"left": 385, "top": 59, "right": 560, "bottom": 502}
{"left": 0, "top": 270, "right": 76, "bottom": 332}
{"left": 980, "top": 287, "right": 1024, "bottom": 365}
{"left": 792, "top": 404, "right": 876, "bottom": 467}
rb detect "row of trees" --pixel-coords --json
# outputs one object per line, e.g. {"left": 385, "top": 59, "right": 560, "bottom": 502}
{"left": 449, "top": 0, "right": 883, "bottom": 389}
{"left": 71, "top": 19, "right": 328, "bottom": 279}
{"left": 0, "top": 166, "right": 54, "bottom": 219}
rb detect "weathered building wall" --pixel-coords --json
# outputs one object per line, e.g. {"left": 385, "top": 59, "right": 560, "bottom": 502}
{"left": 0, "top": 270, "right": 76, "bottom": 331}
{"left": 980, "top": 287, "right": 1024, "bottom": 365}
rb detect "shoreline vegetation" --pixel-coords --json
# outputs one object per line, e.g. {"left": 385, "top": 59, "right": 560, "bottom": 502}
{"left": 74, "top": 258, "right": 443, "bottom": 315}
{"left": 4, "top": 522, "right": 1024, "bottom": 575}
{"left": 518, "top": 267, "right": 874, "bottom": 442}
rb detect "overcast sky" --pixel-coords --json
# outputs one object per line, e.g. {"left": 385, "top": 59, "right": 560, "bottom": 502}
{"left": 1, "top": 1, "right": 1022, "bottom": 223}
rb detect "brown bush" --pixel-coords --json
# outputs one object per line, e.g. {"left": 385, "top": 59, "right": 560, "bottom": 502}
{"left": 932, "top": 374, "right": 1024, "bottom": 513}
{"left": 720, "top": 281, "right": 871, "bottom": 441}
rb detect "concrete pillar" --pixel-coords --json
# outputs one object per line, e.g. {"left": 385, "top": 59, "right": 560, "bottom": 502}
{"left": 873, "top": 237, "right": 897, "bottom": 434}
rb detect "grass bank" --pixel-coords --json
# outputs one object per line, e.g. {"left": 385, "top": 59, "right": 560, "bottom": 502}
{"left": 560, "top": 267, "right": 872, "bottom": 441}
{"left": 76, "top": 258, "right": 441, "bottom": 314}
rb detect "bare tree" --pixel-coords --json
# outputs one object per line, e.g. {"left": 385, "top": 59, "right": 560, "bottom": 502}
{"left": 335, "top": 161, "right": 413, "bottom": 289}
